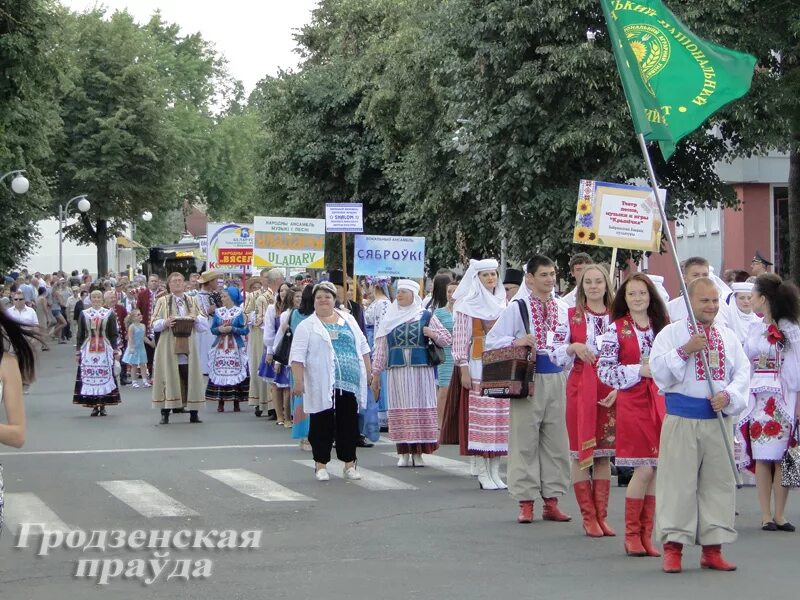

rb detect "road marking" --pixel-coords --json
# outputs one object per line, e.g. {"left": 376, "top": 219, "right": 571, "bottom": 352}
{"left": 0, "top": 441, "right": 392, "bottom": 458}
{"left": 201, "top": 468, "right": 313, "bottom": 502}
{"left": 3, "top": 492, "right": 72, "bottom": 534}
{"left": 295, "top": 460, "right": 418, "bottom": 491}
{"left": 382, "top": 453, "right": 473, "bottom": 477}
{"left": 98, "top": 480, "right": 199, "bottom": 517}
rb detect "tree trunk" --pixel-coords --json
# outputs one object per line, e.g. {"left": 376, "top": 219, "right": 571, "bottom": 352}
{"left": 789, "top": 136, "right": 800, "bottom": 286}
{"left": 95, "top": 218, "right": 109, "bottom": 276}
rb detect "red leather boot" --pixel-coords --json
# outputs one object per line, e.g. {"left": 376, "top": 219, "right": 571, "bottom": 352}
{"left": 574, "top": 481, "right": 603, "bottom": 537}
{"left": 700, "top": 545, "right": 737, "bottom": 571}
{"left": 592, "top": 479, "right": 616, "bottom": 536}
{"left": 640, "top": 495, "right": 660, "bottom": 557}
{"left": 517, "top": 500, "right": 534, "bottom": 524}
{"left": 624, "top": 498, "right": 646, "bottom": 556}
{"left": 662, "top": 542, "right": 683, "bottom": 573}
{"left": 542, "top": 497, "right": 572, "bottom": 522}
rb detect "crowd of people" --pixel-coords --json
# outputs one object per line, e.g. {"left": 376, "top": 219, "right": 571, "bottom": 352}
{"left": 1, "top": 248, "right": 798, "bottom": 573}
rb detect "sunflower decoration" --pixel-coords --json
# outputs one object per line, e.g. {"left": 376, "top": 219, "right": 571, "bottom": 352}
{"left": 573, "top": 226, "right": 592, "bottom": 243}
{"left": 577, "top": 199, "right": 593, "bottom": 215}
{"left": 587, "top": 231, "right": 598, "bottom": 242}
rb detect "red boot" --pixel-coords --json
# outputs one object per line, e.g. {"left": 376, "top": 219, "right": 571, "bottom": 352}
{"left": 574, "top": 481, "right": 603, "bottom": 537}
{"left": 662, "top": 542, "right": 683, "bottom": 573}
{"left": 700, "top": 545, "right": 737, "bottom": 571}
{"left": 542, "top": 497, "right": 572, "bottom": 522}
{"left": 592, "top": 479, "right": 616, "bottom": 536}
{"left": 517, "top": 500, "right": 534, "bottom": 524}
{"left": 624, "top": 498, "right": 646, "bottom": 556}
{"left": 640, "top": 496, "right": 660, "bottom": 557}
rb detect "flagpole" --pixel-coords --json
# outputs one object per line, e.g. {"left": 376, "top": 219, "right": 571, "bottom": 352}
{"left": 636, "top": 134, "right": 740, "bottom": 486}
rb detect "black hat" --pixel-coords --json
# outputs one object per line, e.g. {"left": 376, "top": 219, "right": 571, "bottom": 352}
{"left": 752, "top": 250, "right": 773, "bottom": 267}
{"left": 503, "top": 268, "right": 524, "bottom": 286}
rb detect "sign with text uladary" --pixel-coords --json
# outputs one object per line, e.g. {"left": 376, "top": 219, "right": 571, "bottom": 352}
{"left": 206, "top": 223, "right": 254, "bottom": 273}
{"left": 253, "top": 217, "right": 326, "bottom": 269}
{"left": 354, "top": 235, "right": 425, "bottom": 278}
{"left": 573, "top": 179, "right": 666, "bottom": 252}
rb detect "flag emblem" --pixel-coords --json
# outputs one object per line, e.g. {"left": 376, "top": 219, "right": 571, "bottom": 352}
{"left": 625, "top": 24, "right": 671, "bottom": 95}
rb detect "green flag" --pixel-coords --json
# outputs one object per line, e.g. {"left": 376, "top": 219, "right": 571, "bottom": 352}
{"left": 599, "top": 0, "right": 757, "bottom": 160}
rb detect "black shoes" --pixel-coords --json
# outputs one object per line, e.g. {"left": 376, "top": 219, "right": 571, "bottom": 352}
{"left": 90, "top": 407, "right": 100, "bottom": 417}
{"left": 356, "top": 435, "right": 374, "bottom": 448}
{"left": 254, "top": 408, "right": 263, "bottom": 417}
{"left": 159, "top": 409, "right": 170, "bottom": 424}
{"left": 189, "top": 411, "right": 202, "bottom": 423}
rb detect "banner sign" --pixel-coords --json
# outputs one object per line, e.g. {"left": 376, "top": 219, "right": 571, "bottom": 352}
{"left": 206, "top": 223, "right": 254, "bottom": 273}
{"left": 325, "top": 203, "right": 363, "bottom": 233}
{"left": 253, "top": 216, "right": 326, "bottom": 269}
{"left": 572, "top": 180, "right": 667, "bottom": 252}
{"left": 354, "top": 235, "right": 425, "bottom": 278}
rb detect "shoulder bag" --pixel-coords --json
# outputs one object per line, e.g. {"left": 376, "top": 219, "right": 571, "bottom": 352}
{"left": 273, "top": 310, "right": 295, "bottom": 365}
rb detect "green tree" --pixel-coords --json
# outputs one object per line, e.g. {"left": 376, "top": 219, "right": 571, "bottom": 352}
{"left": 0, "top": 0, "right": 64, "bottom": 272}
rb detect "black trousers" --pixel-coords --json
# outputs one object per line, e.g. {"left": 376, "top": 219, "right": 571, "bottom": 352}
{"left": 309, "top": 390, "right": 359, "bottom": 465}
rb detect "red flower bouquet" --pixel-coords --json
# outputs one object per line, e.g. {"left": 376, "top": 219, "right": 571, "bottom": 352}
{"left": 767, "top": 324, "right": 784, "bottom": 345}
{"left": 763, "top": 420, "right": 782, "bottom": 437}
{"left": 750, "top": 422, "right": 763, "bottom": 439}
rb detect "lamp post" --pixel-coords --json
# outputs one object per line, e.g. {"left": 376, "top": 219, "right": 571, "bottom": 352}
{"left": 0, "top": 169, "right": 30, "bottom": 194}
{"left": 59, "top": 195, "right": 91, "bottom": 273}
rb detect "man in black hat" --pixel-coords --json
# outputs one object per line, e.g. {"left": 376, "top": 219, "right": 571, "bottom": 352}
{"left": 503, "top": 268, "right": 524, "bottom": 302}
{"left": 328, "top": 269, "right": 366, "bottom": 333}
{"left": 750, "top": 250, "right": 772, "bottom": 277}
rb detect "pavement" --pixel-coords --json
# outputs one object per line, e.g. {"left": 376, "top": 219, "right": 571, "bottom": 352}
{"left": 0, "top": 342, "right": 795, "bottom": 599}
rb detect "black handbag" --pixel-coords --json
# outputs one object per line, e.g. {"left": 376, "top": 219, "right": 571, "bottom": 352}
{"left": 422, "top": 310, "right": 445, "bottom": 367}
{"left": 781, "top": 419, "right": 800, "bottom": 489}
{"left": 273, "top": 310, "right": 294, "bottom": 365}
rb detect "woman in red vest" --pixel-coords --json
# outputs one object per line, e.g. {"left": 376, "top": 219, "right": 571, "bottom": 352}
{"left": 598, "top": 273, "right": 669, "bottom": 558}
{"left": 551, "top": 264, "right": 616, "bottom": 537}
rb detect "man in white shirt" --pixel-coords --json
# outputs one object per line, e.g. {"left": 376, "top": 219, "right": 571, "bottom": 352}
{"left": 8, "top": 293, "right": 38, "bottom": 327}
{"left": 486, "top": 255, "right": 572, "bottom": 524}
{"left": 650, "top": 277, "right": 749, "bottom": 573}
{"left": 667, "top": 257, "right": 731, "bottom": 328}
{"left": 560, "top": 252, "right": 593, "bottom": 308}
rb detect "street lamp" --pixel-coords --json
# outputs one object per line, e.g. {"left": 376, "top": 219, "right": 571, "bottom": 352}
{"left": 59, "top": 194, "right": 90, "bottom": 273}
{"left": 1, "top": 169, "right": 30, "bottom": 194}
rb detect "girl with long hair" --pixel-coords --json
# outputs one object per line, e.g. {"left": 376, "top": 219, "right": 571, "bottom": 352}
{"left": 598, "top": 273, "right": 669, "bottom": 558}
{"left": 740, "top": 273, "right": 800, "bottom": 532}
{"left": 552, "top": 264, "right": 616, "bottom": 537}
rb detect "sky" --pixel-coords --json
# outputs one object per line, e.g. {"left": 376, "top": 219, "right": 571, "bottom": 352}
{"left": 60, "top": 0, "right": 321, "bottom": 93}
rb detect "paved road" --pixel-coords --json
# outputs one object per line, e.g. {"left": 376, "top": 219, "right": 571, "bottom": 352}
{"left": 0, "top": 343, "right": 794, "bottom": 599}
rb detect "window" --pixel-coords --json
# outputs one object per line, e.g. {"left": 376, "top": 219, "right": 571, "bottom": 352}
{"left": 697, "top": 209, "right": 707, "bottom": 236}
{"left": 685, "top": 212, "right": 696, "bottom": 237}
{"left": 708, "top": 205, "right": 721, "bottom": 234}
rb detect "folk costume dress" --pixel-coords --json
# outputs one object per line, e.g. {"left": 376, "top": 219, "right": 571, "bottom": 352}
{"left": 739, "top": 319, "right": 800, "bottom": 465}
{"left": 552, "top": 307, "right": 616, "bottom": 469}
{"left": 597, "top": 316, "right": 664, "bottom": 468}
{"left": 151, "top": 294, "right": 208, "bottom": 415}
{"left": 259, "top": 304, "right": 289, "bottom": 386}
{"left": 195, "top": 289, "right": 217, "bottom": 375}
{"left": 433, "top": 306, "right": 455, "bottom": 388}
{"left": 372, "top": 281, "right": 452, "bottom": 457}
{"left": 650, "top": 319, "right": 750, "bottom": 551}
{"left": 73, "top": 306, "right": 121, "bottom": 409}
{"left": 247, "top": 291, "right": 271, "bottom": 413}
{"left": 206, "top": 305, "right": 250, "bottom": 406}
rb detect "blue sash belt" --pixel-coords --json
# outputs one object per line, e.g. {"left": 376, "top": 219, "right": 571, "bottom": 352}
{"left": 665, "top": 393, "right": 716, "bottom": 420}
{"left": 536, "top": 354, "right": 562, "bottom": 375}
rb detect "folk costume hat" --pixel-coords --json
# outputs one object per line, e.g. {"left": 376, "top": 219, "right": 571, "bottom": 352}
{"left": 752, "top": 250, "right": 773, "bottom": 266}
{"left": 375, "top": 279, "right": 423, "bottom": 339}
{"left": 727, "top": 281, "right": 760, "bottom": 341}
{"left": 503, "top": 268, "right": 524, "bottom": 287}
{"left": 198, "top": 270, "right": 223, "bottom": 284}
{"left": 453, "top": 258, "right": 506, "bottom": 320}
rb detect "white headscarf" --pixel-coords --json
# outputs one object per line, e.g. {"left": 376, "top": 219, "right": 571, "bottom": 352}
{"left": 452, "top": 259, "right": 506, "bottom": 320}
{"left": 375, "top": 279, "right": 424, "bottom": 338}
{"left": 708, "top": 265, "right": 733, "bottom": 300}
{"left": 645, "top": 274, "right": 670, "bottom": 304}
{"left": 726, "top": 281, "right": 760, "bottom": 342}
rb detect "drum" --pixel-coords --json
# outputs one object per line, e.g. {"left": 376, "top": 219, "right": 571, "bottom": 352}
{"left": 172, "top": 317, "right": 195, "bottom": 354}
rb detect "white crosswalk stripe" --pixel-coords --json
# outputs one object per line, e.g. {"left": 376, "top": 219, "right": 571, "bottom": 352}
{"left": 382, "top": 453, "right": 473, "bottom": 477}
{"left": 3, "top": 492, "right": 72, "bottom": 534}
{"left": 97, "top": 480, "right": 199, "bottom": 517}
{"left": 201, "top": 468, "right": 314, "bottom": 502}
{"left": 294, "top": 460, "right": 418, "bottom": 491}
